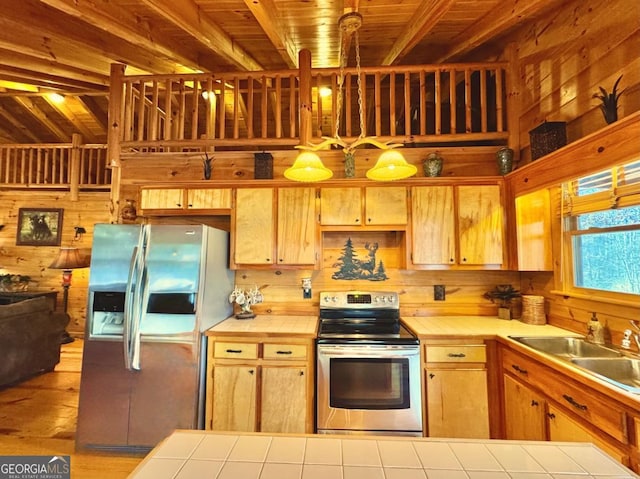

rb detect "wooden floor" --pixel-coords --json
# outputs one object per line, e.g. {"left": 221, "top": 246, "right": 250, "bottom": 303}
{"left": 0, "top": 339, "right": 144, "bottom": 478}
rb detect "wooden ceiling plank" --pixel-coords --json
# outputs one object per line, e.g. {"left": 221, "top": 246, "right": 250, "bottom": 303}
{"left": 141, "top": 0, "right": 263, "bottom": 71}
{"left": 13, "top": 97, "right": 71, "bottom": 142}
{"left": 382, "top": 0, "right": 458, "bottom": 65}
{"left": 434, "top": 0, "right": 565, "bottom": 62}
{"left": 243, "top": 0, "right": 298, "bottom": 68}
{"left": 0, "top": 105, "right": 44, "bottom": 143}
{"left": 38, "top": 0, "right": 202, "bottom": 72}
{"left": 42, "top": 96, "right": 102, "bottom": 143}
{"left": 77, "top": 96, "right": 108, "bottom": 132}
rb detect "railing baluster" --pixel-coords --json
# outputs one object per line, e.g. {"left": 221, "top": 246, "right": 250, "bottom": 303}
{"left": 247, "top": 76, "right": 254, "bottom": 139}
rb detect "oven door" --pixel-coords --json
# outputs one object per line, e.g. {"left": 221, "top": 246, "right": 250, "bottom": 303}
{"left": 316, "top": 343, "right": 422, "bottom": 435}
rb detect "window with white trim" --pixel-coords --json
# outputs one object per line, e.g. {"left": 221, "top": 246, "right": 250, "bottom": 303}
{"left": 561, "top": 160, "right": 640, "bottom": 297}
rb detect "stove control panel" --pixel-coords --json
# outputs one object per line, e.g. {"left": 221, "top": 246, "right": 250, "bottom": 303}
{"left": 320, "top": 291, "right": 399, "bottom": 309}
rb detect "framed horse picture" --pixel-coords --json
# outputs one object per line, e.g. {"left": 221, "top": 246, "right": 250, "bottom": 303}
{"left": 16, "top": 208, "right": 64, "bottom": 246}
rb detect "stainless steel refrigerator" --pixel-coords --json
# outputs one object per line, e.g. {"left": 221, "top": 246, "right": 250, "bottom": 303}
{"left": 76, "top": 224, "right": 234, "bottom": 453}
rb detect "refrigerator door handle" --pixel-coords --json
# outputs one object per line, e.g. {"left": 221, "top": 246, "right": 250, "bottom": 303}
{"left": 124, "top": 246, "right": 139, "bottom": 370}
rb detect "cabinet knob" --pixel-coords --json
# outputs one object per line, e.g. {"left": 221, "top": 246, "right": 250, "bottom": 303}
{"left": 299, "top": 371, "right": 304, "bottom": 376}
{"left": 429, "top": 373, "right": 435, "bottom": 379}
{"left": 355, "top": 218, "right": 360, "bottom": 223}
{"left": 547, "top": 413, "right": 556, "bottom": 419}
{"left": 248, "top": 369, "right": 254, "bottom": 375}
{"left": 531, "top": 400, "right": 539, "bottom": 407}
{"left": 176, "top": 203, "right": 182, "bottom": 207}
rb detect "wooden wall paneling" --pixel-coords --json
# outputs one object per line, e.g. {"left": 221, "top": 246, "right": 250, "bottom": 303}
{"left": 0, "top": 191, "right": 112, "bottom": 336}
{"left": 500, "top": 0, "right": 640, "bottom": 163}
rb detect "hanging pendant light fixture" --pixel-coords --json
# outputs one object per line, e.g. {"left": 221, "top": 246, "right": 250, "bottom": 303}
{"left": 285, "top": 11, "right": 416, "bottom": 182}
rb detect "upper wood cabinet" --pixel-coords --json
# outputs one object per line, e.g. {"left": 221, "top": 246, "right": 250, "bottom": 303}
{"left": 139, "top": 188, "right": 184, "bottom": 210}
{"left": 233, "top": 188, "right": 275, "bottom": 265}
{"left": 515, "top": 189, "right": 553, "bottom": 271}
{"left": 320, "top": 186, "right": 408, "bottom": 226}
{"left": 232, "top": 187, "right": 317, "bottom": 268}
{"left": 187, "top": 188, "right": 232, "bottom": 210}
{"left": 276, "top": 188, "right": 317, "bottom": 265}
{"left": 411, "top": 184, "right": 503, "bottom": 268}
{"left": 139, "top": 187, "right": 232, "bottom": 214}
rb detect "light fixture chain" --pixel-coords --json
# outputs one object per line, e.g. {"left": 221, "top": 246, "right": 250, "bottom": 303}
{"left": 355, "top": 29, "right": 365, "bottom": 138}
{"left": 335, "top": 27, "right": 348, "bottom": 140}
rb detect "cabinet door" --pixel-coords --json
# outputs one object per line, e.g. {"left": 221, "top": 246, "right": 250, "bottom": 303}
{"left": 234, "top": 188, "right": 275, "bottom": 265}
{"left": 457, "top": 185, "right": 503, "bottom": 265}
{"left": 411, "top": 186, "right": 455, "bottom": 265}
{"left": 139, "top": 188, "right": 184, "bottom": 210}
{"left": 261, "top": 366, "right": 308, "bottom": 433}
{"left": 277, "top": 188, "right": 317, "bottom": 265}
{"left": 503, "top": 374, "right": 546, "bottom": 440}
{"left": 365, "top": 187, "right": 407, "bottom": 225}
{"left": 516, "top": 189, "right": 553, "bottom": 271}
{"left": 548, "top": 405, "right": 629, "bottom": 466}
{"left": 211, "top": 365, "right": 257, "bottom": 432}
{"left": 426, "top": 368, "right": 490, "bottom": 438}
{"left": 320, "top": 188, "right": 362, "bottom": 225}
{"left": 187, "top": 188, "right": 232, "bottom": 209}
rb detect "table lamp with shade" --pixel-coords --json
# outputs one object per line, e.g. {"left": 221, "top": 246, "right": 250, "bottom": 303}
{"left": 49, "top": 246, "right": 90, "bottom": 344}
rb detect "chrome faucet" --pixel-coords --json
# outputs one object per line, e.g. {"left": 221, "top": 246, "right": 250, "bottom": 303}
{"left": 622, "top": 321, "right": 640, "bottom": 350}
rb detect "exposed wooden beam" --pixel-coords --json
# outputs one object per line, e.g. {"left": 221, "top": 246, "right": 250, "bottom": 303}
{"left": 433, "top": 0, "right": 566, "bottom": 62}
{"left": 382, "top": 0, "right": 458, "bottom": 65}
{"left": 1, "top": 0, "right": 186, "bottom": 78}
{"left": 140, "top": 0, "right": 263, "bottom": 71}
{"left": 0, "top": 66, "right": 108, "bottom": 92}
{"left": 13, "top": 97, "right": 71, "bottom": 142}
{"left": 38, "top": 0, "right": 203, "bottom": 72}
{"left": 0, "top": 48, "right": 108, "bottom": 89}
{"left": 242, "top": 0, "right": 298, "bottom": 68}
{"left": 0, "top": 104, "right": 44, "bottom": 143}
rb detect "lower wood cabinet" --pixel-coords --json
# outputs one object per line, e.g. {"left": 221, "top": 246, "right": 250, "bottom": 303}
{"left": 424, "top": 341, "right": 490, "bottom": 439}
{"left": 500, "top": 344, "right": 631, "bottom": 468}
{"left": 206, "top": 336, "right": 314, "bottom": 434}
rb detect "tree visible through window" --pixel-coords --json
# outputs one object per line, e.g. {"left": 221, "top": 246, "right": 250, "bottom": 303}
{"left": 563, "top": 160, "right": 640, "bottom": 298}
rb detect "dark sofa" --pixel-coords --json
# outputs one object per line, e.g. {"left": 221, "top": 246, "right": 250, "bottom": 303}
{"left": 0, "top": 296, "right": 69, "bottom": 388}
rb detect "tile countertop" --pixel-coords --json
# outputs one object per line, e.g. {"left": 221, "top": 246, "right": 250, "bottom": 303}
{"left": 128, "top": 430, "right": 639, "bottom": 479}
{"left": 205, "top": 315, "right": 319, "bottom": 338}
{"left": 402, "top": 316, "right": 576, "bottom": 340}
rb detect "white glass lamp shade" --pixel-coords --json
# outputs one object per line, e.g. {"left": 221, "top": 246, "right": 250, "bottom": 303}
{"left": 366, "top": 150, "right": 417, "bottom": 181}
{"left": 284, "top": 151, "right": 334, "bottom": 182}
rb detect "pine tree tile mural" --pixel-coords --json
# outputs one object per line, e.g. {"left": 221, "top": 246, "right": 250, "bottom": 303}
{"left": 332, "top": 238, "right": 388, "bottom": 281}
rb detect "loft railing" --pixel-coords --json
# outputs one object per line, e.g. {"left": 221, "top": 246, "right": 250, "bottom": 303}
{"left": 0, "top": 135, "right": 109, "bottom": 190}
{"left": 114, "top": 60, "right": 511, "bottom": 156}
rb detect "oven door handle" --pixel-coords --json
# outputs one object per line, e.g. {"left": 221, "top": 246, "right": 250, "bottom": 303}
{"left": 317, "top": 346, "right": 420, "bottom": 358}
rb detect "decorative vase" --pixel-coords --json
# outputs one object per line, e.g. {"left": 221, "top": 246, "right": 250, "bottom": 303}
{"left": 496, "top": 147, "right": 514, "bottom": 175}
{"left": 344, "top": 152, "right": 356, "bottom": 178}
{"left": 423, "top": 152, "right": 443, "bottom": 177}
{"left": 121, "top": 199, "right": 137, "bottom": 221}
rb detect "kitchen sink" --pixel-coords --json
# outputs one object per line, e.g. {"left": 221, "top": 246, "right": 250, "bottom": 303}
{"left": 510, "top": 336, "right": 623, "bottom": 359}
{"left": 570, "top": 357, "right": 640, "bottom": 393}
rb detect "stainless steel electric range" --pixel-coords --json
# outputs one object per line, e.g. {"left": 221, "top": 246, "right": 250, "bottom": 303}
{"left": 316, "top": 291, "right": 423, "bottom": 436}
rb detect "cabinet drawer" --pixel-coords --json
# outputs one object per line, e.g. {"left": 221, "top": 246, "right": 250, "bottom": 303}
{"left": 503, "top": 347, "right": 628, "bottom": 444}
{"left": 214, "top": 342, "right": 258, "bottom": 359}
{"left": 263, "top": 344, "right": 308, "bottom": 360}
{"left": 426, "top": 345, "right": 486, "bottom": 363}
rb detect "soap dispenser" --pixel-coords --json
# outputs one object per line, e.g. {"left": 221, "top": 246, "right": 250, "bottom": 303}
{"left": 587, "top": 312, "right": 606, "bottom": 344}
